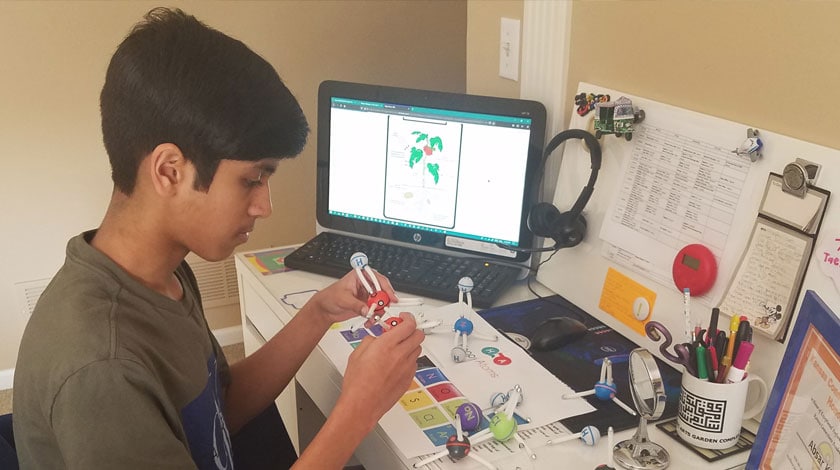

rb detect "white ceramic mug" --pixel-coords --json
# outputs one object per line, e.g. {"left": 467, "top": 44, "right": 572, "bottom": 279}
{"left": 676, "top": 372, "right": 768, "bottom": 449}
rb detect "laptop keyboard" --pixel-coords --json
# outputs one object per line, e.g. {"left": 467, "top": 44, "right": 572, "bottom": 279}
{"left": 283, "top": 232, "right": 522, "bottom": 308}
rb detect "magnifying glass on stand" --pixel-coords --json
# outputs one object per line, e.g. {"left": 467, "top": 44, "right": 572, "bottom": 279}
{"left": 613, "top": 348, "right": 670, "bottom": 470}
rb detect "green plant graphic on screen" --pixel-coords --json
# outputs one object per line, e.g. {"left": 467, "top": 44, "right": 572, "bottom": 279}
{"left": 410, "top": 131, "right": 443, "bottom": 184}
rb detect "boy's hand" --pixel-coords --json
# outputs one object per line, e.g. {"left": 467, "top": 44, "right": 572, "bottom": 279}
{"left": 309, "top": 269, "right": 399, "bottom": 327}
{"left": 337, "top": 312, "right": 425, "bottom": 431}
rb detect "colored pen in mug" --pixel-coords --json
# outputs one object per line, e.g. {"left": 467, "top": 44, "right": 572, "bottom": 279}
{"left": 706, "top": 307, "right": 720, "bottom": 346}
{"left": 719, "top": 314, "right": 741, "bottom": 382}
{"left": 693, "top": 321, "right": 702, "bottom": 344}
{"left": 714, "top": 330, "right": 727, "bottom": 363}
{"left": 688, "top": 346, "right": 698, "bottom": 378}
{"left": 733, "top": 316, "right": 749, "bottom": 358}
{"left": 707, "top": 345, "right": 719, "bottom": 381}
{"left": 696, "top": 345, "right": 709, "bottom": 381}
{"left": 704, "top": 347, "right": 715, "bottom": 380}
{"left": 725, "top": 342, "right": 754, "bottom": 383}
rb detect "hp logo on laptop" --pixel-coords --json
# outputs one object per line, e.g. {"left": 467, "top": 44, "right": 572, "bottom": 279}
{"left": 413, "top": 233, "right": 422, "bottom": 243}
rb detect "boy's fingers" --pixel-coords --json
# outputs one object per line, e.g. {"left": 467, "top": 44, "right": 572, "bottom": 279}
{"left": 375, "top": 273, "right": 398, "bottom": 301}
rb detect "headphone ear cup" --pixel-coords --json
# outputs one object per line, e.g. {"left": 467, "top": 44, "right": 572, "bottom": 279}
{"left": 527, "top": 202, "right": 562, "bottom": 238}
{"left": 525, "top": 129, "right": 600, "bottom": 252}
{"left": 554, "top": 211, "right": 588, "bottom": 248}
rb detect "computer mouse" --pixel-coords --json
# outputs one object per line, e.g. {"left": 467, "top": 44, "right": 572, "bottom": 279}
{"left": 530, "top": 316, "right": 588, "bottom": 351}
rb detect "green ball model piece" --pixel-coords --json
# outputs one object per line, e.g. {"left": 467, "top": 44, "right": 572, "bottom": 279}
{"left": 489, "top": 413, "right": 516, "bottom": 441}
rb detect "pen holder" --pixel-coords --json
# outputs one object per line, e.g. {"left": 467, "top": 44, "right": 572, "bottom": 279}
{"left": 676, "top": 373, "right": 768, "bottom": 449}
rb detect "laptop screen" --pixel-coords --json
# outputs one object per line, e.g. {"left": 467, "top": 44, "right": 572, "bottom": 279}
{"left": 316, "top": 81, "right": 546, "bottom": 262}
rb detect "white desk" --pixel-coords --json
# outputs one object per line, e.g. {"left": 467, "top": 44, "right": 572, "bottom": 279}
{"left": 235, "top": 249, "right": 753, "bottom": 470}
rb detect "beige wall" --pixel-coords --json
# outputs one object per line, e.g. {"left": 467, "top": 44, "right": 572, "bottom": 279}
{"left": 0, "top": 1, "right": 466, "bottom": 371}
{"left": 467, "top": 1, "right": 840, "bottom": 150}
{"left": 8, "top": 0, "right": 835, "bottom": 373}
{"left": 567, "top": 1, "right": 840, "bottom": 151}
{"left": 466, "top": 0, "right": 523, "bottom": 98}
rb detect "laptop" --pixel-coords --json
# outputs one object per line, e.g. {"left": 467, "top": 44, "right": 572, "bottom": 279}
{"left": 284, "top": 80, "right": 547, "bottom": 307}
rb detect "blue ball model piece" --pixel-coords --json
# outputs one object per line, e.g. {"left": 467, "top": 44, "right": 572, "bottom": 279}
{"left": 594, "top": 381, "right": 617, "bottom": 401}
{"left": 454, "top": 317, "right": 474, "bottom": 335}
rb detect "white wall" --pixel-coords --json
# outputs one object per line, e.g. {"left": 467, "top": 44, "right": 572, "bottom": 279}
{"left": 0, "top": 1, "right": 467, "bottom": 371}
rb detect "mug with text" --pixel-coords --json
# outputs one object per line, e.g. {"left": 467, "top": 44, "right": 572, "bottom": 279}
{"left": 676, "top": 372, "right": 768, "bottom": 449}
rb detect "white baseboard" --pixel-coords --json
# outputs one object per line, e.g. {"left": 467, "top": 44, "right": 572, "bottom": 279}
{"left": 0, "top": 326, "right": 242, "bottom": 391}
{"left": 212, "top": 325, "right": 243, "bottom": 347}
{"left": 0, "top": 368, "right": 13, "bottom": 391}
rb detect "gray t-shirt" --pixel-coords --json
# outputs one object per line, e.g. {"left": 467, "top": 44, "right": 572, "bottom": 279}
{"left": 13, "top": 231, "right": 232, "bottom": 469}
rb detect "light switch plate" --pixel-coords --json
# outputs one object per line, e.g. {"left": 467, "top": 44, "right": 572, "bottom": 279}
{"left": 499, "top": 17, "right": 520, "bottom": 81}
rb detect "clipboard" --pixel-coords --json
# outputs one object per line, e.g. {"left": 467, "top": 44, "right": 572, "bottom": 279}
{"left": 718, "top": 173, "right": 830, "bottom": 341}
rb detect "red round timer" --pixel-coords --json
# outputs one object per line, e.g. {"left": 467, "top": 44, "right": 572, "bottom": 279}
{"left": 672, "top": 244, "right": 717, "bottom": 296}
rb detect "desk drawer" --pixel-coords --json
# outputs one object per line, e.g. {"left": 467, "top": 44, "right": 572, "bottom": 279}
{"left": 241, "top": 279, "right": 285, "bottom": 340}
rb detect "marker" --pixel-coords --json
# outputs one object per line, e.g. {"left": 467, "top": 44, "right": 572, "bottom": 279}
{"left": 726, "top": 315, "right": 741, "bottom": 358}
{"left": 696, "top": 345, "right": 709, "bottom": 381}
{"left": 707, "top": 345, "right": 719, "bottom": 381}
{"left": 725, "top": 342, "right": 754, "bottom": 383}
{"left": 688, "top": 346, "right": 698, "bottom": 378}
{"left": 733, "top": 318, "right": 751, "bottom": 359}
{"left": 714, "top": 330, "right": 727, "bottom": 363}
{"left": 720, "top": 315, "right": 741, "bottom": 380}
{"left": 707, "top": 307, "right": 720, "bottom": 346}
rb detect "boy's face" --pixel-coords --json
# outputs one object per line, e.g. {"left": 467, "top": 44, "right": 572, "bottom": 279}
{"left": 176, "top": 158, "right": 278, "bottom": 261}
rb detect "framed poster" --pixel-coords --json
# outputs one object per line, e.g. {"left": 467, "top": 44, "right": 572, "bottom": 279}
{"left": 747, "top": 290, "right": 840, "bottom": 468}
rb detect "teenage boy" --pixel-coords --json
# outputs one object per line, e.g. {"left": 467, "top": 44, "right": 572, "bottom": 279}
{"left": 13, "top": 8, "right": 424, "bottom": 469}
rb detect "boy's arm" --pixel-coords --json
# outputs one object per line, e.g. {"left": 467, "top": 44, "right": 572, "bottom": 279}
{"left": 222, "top": 269, "right": 422, "bottom": 436}
{"left": 293, "top": 314, "right": 424, "bottom": 468}
{"left": 222, "top": 297, "right": 337, "bottom": 434}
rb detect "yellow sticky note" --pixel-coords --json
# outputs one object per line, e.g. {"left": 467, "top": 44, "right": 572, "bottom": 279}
{"left": 599, "top": 267, "right": 657, "bottom": 336}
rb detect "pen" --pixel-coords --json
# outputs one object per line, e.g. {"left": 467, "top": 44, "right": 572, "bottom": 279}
{"left": 705, "top": 347, "right": 716, "bottom": 380}
{"left": 707, "top": 344, "right": 719, "bottom": 380}
{"left": 724, "top": 315, "right": 740, "bottom": 361}
{"left": 714, "top": 330, "right": 727, "bottom": 363}
{"left": 683, "top": 288, "right": 691, "bottom": 344}
{"left": 733, "top": 318, "right": 750, "bottom": 358}
{"left": 718, "top": 315, "right": 741, "bottom": 382}
{"left": 688, "top": 345, "right": 698, "bottom": 377}
{"left": 707, "top": 307, "right": 720, "bottom": 346}
{"left": 725, "top": 342, "right": 754, "bottom": 383}
{"left": 697, "top": 345, "right": 709, "bottom": 381}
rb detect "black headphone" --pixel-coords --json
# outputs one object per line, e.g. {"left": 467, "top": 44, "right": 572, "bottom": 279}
{"left": 509, "top": 128, "right": 602, "bottom": 253}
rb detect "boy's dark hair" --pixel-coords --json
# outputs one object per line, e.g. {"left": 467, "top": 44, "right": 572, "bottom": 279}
{"left": 100, "top": 8, "right": 308, "bottom": 194}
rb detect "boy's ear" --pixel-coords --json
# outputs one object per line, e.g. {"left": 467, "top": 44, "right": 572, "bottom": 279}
{"left": 149, "top": 143, "right": 190, "bottom": 195}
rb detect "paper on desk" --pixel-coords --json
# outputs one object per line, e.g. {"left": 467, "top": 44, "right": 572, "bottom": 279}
{"left": 317, "top": 302, "right": 594, "bottom": 459}
{"left": 418, "top": 302, "right": 594, "bottom": 421}
{"left": 415, "top": 420, "right": 579, "bottom": 470}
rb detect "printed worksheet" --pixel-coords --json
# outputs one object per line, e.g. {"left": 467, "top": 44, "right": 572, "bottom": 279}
{"left": 600, "top": 124, "right": 758, "bottom": 305}
{"left": 384, "top": 116, "right": 462, "bottom": 229}
{"left": 317, "top": 302, "right": 594, "bottom": 459}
